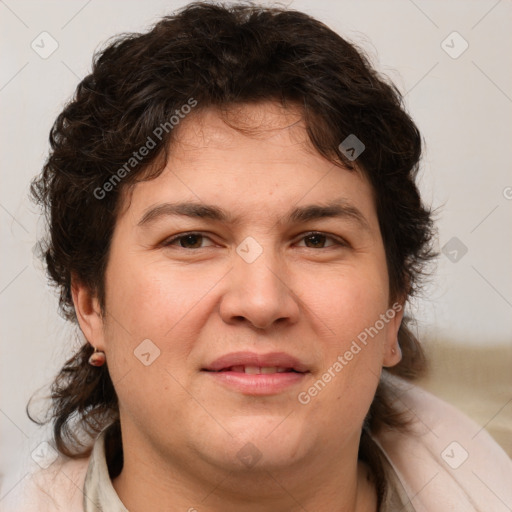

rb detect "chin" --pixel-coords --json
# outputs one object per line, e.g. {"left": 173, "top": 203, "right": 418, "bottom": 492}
{"left": 209, "top": 415, "right": 310, "bottom": 470}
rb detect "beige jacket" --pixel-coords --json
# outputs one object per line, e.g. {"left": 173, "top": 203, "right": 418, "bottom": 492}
{"left": 2, "top": 376, "right": 511, "bottom": 511}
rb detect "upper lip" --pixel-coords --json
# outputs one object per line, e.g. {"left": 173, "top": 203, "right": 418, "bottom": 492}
{"left": 202, "top": 351, "right": 309, "bottom": 373}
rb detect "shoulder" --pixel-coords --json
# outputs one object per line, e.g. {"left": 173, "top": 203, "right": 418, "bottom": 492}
{"left": 372, "top": 374, "right": 512, "bottom": 512}
{"left": 1, "top": 454, "right": 90, "bottom": 512}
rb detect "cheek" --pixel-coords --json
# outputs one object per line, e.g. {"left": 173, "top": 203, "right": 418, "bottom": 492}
{"left": 305, "top": 263, "right": 390, "bottom": 339}
{"left": 101, "top": 266, "right": 198, "bottom": 427}
{"left": 104, "top": 257, "right": 215, "bottom": 339}
{"left": 297, "top": 266, "right": 389, "bottom": 414}
{"left": 100, "top": 265, "right": 184, "bottom": 390}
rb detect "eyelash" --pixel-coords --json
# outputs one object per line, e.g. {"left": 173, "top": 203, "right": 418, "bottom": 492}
{"left": 161, "top": 231, "right": 349, "bottom": 250}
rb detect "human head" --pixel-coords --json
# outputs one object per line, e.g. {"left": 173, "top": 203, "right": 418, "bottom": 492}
{"left": 30, "top": 1, "right": 436, "bottom": 459}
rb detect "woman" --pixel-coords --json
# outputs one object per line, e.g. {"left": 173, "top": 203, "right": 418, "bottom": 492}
{"left": 5, "top": 2, "right": 511, "bottom": 511}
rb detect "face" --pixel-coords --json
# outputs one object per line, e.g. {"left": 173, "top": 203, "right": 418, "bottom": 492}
{"left": 74, "top": 102, "right": 403, "bottom": 480}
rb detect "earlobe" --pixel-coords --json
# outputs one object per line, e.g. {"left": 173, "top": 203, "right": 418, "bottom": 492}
{"left": 382, "top": 300, "right": 405, "bottom": 368}
{"left": 383, "top": 342, "right": 402, "bottom": 368}
{"left": 71, "top": 277, "right": 105, "bottom": 350}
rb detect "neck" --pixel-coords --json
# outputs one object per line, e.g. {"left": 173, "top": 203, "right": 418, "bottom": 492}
{"left": 111, "top": 427, "right": 377, "bottom": 512}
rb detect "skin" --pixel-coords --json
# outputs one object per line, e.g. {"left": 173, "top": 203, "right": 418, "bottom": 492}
{"left": 73, "top": 101, "right": 403, "bottom": 512}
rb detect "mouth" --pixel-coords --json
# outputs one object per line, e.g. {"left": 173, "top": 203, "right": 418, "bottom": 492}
{"left": 203, "top": 366, "right": 304, "bottom": 374}
{"left": 201, "top": 352, "right": 310, "bottom": 395}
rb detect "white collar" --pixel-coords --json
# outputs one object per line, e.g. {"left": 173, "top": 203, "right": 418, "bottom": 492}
{"left": 83, "top": 428, "right": 128, "bottom": 512}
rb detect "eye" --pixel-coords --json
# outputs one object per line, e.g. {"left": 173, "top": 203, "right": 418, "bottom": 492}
{"left": 162, "top": 232, "right": 215, "bottom": 249}
{"left": 296, "top": 232, "right": 347, "bottom": 249}
{"left": 161, "top": 231, "right": 347, "bottom": 250}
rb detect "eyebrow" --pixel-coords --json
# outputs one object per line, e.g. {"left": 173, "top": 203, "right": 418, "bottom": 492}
{"left": 137, "top": 199, "right": 371, "bottom": 233}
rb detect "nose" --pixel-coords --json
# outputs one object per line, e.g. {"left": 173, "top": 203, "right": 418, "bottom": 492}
{"left": 219, "top": 247, "right": 300, "bottom": 330}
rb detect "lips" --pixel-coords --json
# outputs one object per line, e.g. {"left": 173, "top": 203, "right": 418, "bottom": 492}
{"left": 202, "top": 351, "right": 309, "bottom": 374}
{"left": 201, "top": 351, "right": 309, "bottom": 395}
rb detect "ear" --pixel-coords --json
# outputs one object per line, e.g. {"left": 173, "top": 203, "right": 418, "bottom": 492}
{"left": 382, "top": 299, "right": 405, "bottom": 368}
{"left": 71, "top": 275, "right": 106, "bottom": 351}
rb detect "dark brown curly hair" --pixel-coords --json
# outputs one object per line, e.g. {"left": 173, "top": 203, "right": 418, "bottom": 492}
{"left": 28, "top": 1, "right": 437, "bottom": 462}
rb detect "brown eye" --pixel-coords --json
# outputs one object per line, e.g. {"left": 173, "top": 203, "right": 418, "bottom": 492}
{"left": 297, "top": 232, "right": 345, "bottom": 249}
{"left": 178, "top": 234, "right": 203, "bottom": 248}
{"left": 304, "top": 233, "right": 328, "bottom": 248}
{"left": 164, "top": 233, "right": 214, "bottom": 249}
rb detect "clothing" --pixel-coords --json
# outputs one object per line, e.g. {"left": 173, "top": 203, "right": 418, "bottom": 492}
{"left": 2, "top": 375, "right": 511, "bottom": 511}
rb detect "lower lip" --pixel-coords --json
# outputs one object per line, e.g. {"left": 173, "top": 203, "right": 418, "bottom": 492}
{"left": 202, "top": 370, "right": 307, "bottom": 395}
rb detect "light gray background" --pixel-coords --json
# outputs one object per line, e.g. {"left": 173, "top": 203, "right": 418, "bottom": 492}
{"left": 1, "top": 0, "right": 511, "bottom": 494}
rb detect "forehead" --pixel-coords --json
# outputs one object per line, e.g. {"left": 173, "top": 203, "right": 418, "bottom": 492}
{"left": 166, "top": 102, "right": 318, "bottom": 168}
{"left": 118, "top": 102, "right": 377, "bottom": 228}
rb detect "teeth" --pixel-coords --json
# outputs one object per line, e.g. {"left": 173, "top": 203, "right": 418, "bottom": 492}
{"left": 223, "top": 366, "right": 293, "bottom": 374}
{"left": 243, "top": 366, "right": 287, "bottom": 374}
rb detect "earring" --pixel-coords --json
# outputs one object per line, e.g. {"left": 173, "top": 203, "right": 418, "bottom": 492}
{"left": 88, "top": 346, "right": 106, "bottom": 367}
